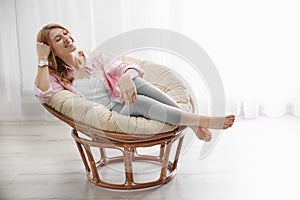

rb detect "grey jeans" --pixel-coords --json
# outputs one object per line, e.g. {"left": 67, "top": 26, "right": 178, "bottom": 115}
{"left": 111, "top": 77, "right": 182, "bottom": 125}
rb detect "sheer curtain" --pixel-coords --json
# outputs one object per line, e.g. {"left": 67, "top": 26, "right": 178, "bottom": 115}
{"left": 174, "top": 0, "right": 300, "bottom": 118}
{"left": 0, "top": 0, "right": 22, "bottom": 120}
{"left": 1, "top": 0, "right": 299, "bottom": 120}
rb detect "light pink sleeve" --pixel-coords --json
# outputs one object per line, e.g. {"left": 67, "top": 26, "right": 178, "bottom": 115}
{"left": 34, "top": 74, "right": 64, "bottom": 104}
{"left": 84, "top": 51, "right": 145, "bottom": 102}
{"left": 103, "top": 54, "right": 144, "bottom": 80}
{"left": 120, "top": 61, "right": 145, "bottom": 78}
{"left": 85, "top": 51, "right": 145, "bottom": 79}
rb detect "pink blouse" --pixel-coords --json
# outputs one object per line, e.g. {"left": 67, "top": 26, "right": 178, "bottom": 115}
{"left": 34, "top": 51, "right": 144, "bottom": 104}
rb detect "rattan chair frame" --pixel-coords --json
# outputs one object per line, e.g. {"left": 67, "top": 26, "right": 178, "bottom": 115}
{"left": 42, "top": 103, "right": 189, "bottom": 190}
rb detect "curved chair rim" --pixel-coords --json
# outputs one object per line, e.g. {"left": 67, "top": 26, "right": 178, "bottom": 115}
{"left": 42, "top": 103, "right": 187, "bottom": 143}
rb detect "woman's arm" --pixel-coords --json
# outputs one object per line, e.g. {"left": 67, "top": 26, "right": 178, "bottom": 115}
{"left": 35, "top": 65, "right": 50, "bottom": 92}
{"left": 35, "top": 42, "right": 51, "bottom": 91}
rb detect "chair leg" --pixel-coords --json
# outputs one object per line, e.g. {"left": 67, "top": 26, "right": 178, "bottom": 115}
{"left": 124, "top": 146, "right": 134, "bottom": 189}
{"left": 84, "top": 143, "right": 100, "bottom": 183}
{"left": 159, "top": 143, "right": 166, "bottom": 161}
{"left": 72, "top": 129, "right": 90, "bottom": 173}
{"left": 171, "top": 137, "right": 184, "bottom": 171}
{"left": 99, "top": 147, "right": 108, "bottom": 165}
{"left": 160, "top": 141, "right": 172, "bottom": 183}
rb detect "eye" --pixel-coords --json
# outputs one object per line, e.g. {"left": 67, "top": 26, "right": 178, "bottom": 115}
{"left": 55, "top": 37, "right": 61, "bottom": 42}
{"left": 63, "top": 30, "right": 68, "bottom": 35}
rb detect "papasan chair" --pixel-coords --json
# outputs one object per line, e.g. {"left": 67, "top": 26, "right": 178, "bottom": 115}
{"left": 42, "top": 55, "right": 194, "bottom": 190}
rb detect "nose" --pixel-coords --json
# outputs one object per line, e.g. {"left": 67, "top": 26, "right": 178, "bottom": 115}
{"left": 60, "top": 33, "right": 69, "bottom": 42}
{"left": 63, "top": 35, "right": 69, "bottom": 42}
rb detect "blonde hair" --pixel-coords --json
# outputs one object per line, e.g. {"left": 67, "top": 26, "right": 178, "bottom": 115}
{"left": 36, "top": 23, "right": 74, "bottom": 85}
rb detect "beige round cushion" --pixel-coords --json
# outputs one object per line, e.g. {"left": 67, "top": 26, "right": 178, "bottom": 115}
{"left": 47, "top": 56, "right": 192, "bottom": 135}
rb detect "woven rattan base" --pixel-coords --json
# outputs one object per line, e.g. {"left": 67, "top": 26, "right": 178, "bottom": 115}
{"left": 72, "top": 128, "right": 186, "bottom": 190}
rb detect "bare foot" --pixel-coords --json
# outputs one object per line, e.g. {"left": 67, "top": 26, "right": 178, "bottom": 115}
{"left": 199, "top": 115, "right": 235, "bottom": 129}
{"left": 191, "top": 126, "right": 212, "bottom": 142}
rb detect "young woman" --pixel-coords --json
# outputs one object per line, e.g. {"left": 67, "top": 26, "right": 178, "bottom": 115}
{"left": 34, "top": 23, "right": 235, "bottom": 142}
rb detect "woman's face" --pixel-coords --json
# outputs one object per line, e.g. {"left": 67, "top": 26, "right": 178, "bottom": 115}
{"left": 48, "top": 28, "right": 77, "bottom": 58}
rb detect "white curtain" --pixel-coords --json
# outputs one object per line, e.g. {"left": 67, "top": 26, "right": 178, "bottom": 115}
{"left": 1, "top": 0, "right": 299, "bottom": 120}
{"left": 176, "top": 0, "right": 300, "bottom": 119}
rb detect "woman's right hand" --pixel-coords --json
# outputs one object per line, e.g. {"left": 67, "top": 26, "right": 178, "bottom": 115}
{"left": 36, "top": 42, "right": 51, "bottom": 60}
{"left": 118, "top": 73, "right": 137, "bottom": 105}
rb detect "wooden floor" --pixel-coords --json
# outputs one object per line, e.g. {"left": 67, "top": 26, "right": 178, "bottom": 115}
{"left": 1, "top": 116, "right": 300, "bottom": 200}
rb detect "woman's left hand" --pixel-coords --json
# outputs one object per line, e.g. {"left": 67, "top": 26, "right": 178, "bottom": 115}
{"left": 118, "top": 74, "right": 137, "bottom": 105}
